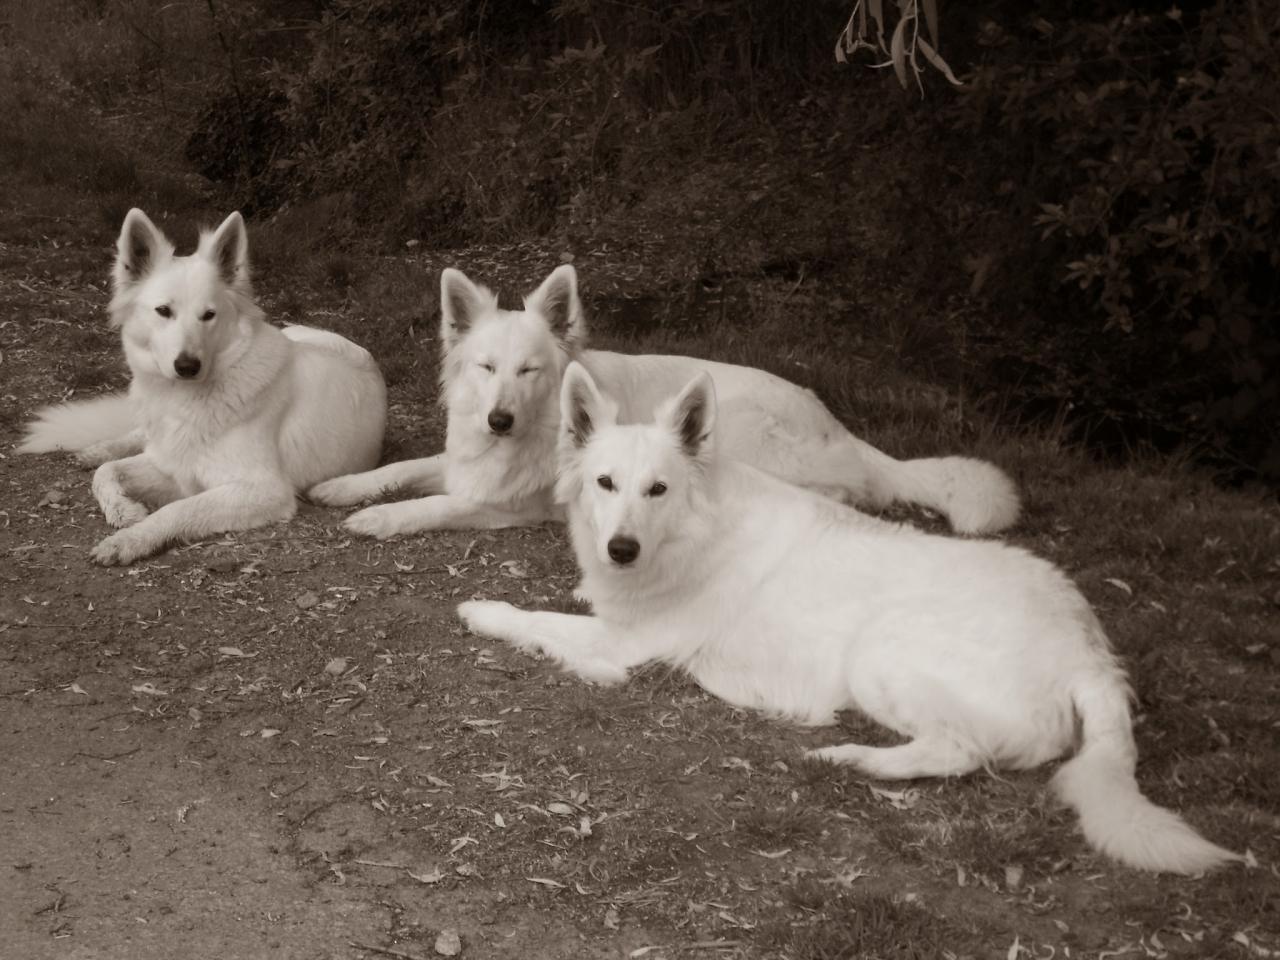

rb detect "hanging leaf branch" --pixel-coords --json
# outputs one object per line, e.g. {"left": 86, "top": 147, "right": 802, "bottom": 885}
{"left": 834, "top": 0, "right": 961, "bottom": 94}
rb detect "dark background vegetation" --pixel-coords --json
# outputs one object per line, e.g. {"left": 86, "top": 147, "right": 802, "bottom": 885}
{"left": 3, "top": 0, "right": 1277, "bottom": 478}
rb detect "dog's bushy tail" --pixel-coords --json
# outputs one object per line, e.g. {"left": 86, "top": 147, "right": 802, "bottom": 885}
{"left": 1052, "top": 664, "right": 1241, "bottom": 874}
{"left": 860, "top": 449, "right": 1021, "bottom": 535}
{"left": 17, "top": 394, "right": 135, "bottom": 454}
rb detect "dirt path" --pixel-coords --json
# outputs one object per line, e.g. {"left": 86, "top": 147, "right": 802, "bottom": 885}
{"left": 2, "top": 691, "right": 389, "bottom": 960}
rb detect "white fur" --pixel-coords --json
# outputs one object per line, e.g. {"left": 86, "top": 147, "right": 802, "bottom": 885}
{"left": 458, "top": 363, "right": 1242, "bottom": 875}
{"left": 308, "top": 265, "right": 1020, "bottom": 538}
{"left": 17, "top": 208, "right": 387, "bottom": 565}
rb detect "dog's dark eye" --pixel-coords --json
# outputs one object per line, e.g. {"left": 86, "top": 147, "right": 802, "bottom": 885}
{"left": 596, "top": 475, "right": 614, "bottom": 492}
{"left": 518, "top": 365, "right": 539, "bottom": 376}
{"left": 479, "top": 362, "right": 495, "bottom": 373}
{"left": 647, "top": 481, "right": 667, "bottom": 497}
{"left": 200, "top": 309, "right": 216, "bottom": 322}
{"left": 155, "top": 305, "right": 172, "bottom": 318}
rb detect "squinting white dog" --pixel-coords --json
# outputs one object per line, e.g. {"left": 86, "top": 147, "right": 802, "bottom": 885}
{"left": 18, "top": 208, "right": 386, "bottom": 565}
{"left": 309, "top": 265, "right": 1020, "bottom": 537}
{"left": 458, "top": 362, "right": 1242, "bottom": 875}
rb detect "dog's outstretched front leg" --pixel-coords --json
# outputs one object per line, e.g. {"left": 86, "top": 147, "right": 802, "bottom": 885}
{"left": 78, "top": 428, "right": 146, "bottom": 468}
{"left": 346, "top": 494, "right": 556, "bottom": 539}
{"left": 92, "top": 479, "right": 295, "bottom": 566}
{"left": 92, "top": 454, "right": 178, "bottom": 529}
{"left": 457, "top": 601, "right": 628, "bottom": 685}
{"left": 308, "top": 455, "right": 447, "bottom": 507}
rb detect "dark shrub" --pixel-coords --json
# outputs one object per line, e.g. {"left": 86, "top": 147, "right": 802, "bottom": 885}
{"left": 949, "top": 2, "right": 1280, "bottom": 476}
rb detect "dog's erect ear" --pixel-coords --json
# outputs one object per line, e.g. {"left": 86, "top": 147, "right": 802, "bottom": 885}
{"left": 205, "top": 211, "right": 251, "bottom": 291}
{"left": 525, "top": 265, "right": 585, "bottom": 350}
{"left": 662, "top": 372, "right": 717, "bottom": 459}
{"left": 440, "top": 268, "right": 496, "bottom": 351}
{"left": 114, "top": 208, "right": 173, "bottom": 292}
{"left": 560, "top": 361, "right": 612, "bottom": 448}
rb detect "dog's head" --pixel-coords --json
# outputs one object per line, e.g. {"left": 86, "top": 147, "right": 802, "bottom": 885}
{"left": 109, "top": 209, "right": 260, "bottom": 383}
{"left": 439, "top": 265, "right": 585, "bottom": 440}
{"left": 556, "top": 362, "right": 717, "bottom": 576}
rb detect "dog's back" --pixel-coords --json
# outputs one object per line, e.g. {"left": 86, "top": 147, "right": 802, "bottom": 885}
{"left": 278, "top": 326, "right": 387, "bottom": 489}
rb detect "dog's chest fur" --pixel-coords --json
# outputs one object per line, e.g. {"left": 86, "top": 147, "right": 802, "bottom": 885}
{"left": 443, "top": 410, "right": 560, "bottom": 508}
{"left": 132, "top": 325, "right": 290, "bottom": 493}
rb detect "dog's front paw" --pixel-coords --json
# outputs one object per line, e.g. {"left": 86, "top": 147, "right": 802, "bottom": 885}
{"left": 344, "top": 504, "right": 408, "bottom": 539}
{"left": 457, "top": 600, "right": 518, "bottom": 640}
{"left": 100, "top": 497, "right": 150, "bottom": 529}
{"left": 91, "top": 528, "right": 155, "bottom": 566}
{"left": 309, "top": 475, "right": 372, "bottom": 507}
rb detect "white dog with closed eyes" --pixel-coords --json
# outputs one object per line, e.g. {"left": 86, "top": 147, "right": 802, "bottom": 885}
{"left": 458, "top": 362, "right": 1242, "bottom": 875}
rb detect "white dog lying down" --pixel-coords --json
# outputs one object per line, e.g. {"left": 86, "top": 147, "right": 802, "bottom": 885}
{"left": 458, "top": 362, "right": 1242, "bottom": 875}
{"left": 310, "top": 265, "right": 1020, "bottom": 537}
{"left": 18, "top": 209, "right": 387, "bottom": 564}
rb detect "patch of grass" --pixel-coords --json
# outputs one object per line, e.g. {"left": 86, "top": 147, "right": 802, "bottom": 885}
{"left": 732, "top": 804, "right": 826, "bottom": 847}
{"left": 763, "top": 881, "right": 974, "bottom": 960}
{"left": 791, "top": 756, "right": 862, "bottom": 807}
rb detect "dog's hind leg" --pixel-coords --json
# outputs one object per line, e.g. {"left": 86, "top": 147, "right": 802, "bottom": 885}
{"left": 806, "top": 736, "right": 984, "bottom": 780}
{"left": 92, "top": 454, "right": 180, "bottom": 528}
{"left": 78, "top": 428, "right": 146, "bottom": 468}
{"left": 308, "top": 455, "right": 447, "bottom": 507}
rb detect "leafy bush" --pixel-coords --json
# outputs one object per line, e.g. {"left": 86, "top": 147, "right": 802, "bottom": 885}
{"left": 185, "top": 0, "right": 844, "bottom": 243}
{"left": 950, "top": 2, "right": 1280, "bottom": 476}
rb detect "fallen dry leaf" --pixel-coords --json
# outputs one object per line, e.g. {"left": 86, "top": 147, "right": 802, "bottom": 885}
{"left": 752, "top": 848, "right": 792, "bottom": 859}
{"left": 1004, "top": 864, "right": 1024, "bottom": 891}
{"left": 868, "top": 784, "right": 920, "bottom": 809}
{"left": 434, "top": 928, "right": 462, "bottom": 956}
{"left": 449, "top": 836, "right": 477, "bottom": 854}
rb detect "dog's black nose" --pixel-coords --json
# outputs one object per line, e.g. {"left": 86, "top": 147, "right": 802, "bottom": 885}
{"left": 487, "top": 409, "right": 514, "bottom": 434}
{"left": 607, "top": 536, "right": 640, "bottom": 566}
{"left": 174, "top": 353, "right": 202, "bottom": 379}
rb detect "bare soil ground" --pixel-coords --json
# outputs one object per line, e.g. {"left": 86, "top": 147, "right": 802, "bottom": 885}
{"left": 2, "top": 187, "right": 1278, "bottom": 959}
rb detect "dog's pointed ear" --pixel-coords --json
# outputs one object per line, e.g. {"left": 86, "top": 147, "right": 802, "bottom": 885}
{"left": 440, "top": 268, "right": 496, "bottom": 351}
{"left": 205, "top": 211, "right": 251, "bottom": 291}
{"left": 560, "top": 361, "right": 611, "bottom": 448}
{"left": 662, "top": 372, "right": 717, "bottom": 460}
{"left": 114, "top": 208, "right": 173, "bottom": 293}
{"left": 525, "top": 265, "right": 585, "bottom": 350}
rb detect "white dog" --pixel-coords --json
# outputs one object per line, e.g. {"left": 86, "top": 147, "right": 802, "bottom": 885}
{"left": 309, "top": 265, "right": 1019, "bottom": 537}
{"left": 18, "top": 208, "right": 387, "bottom": 565}
{"left": 457, "top": 362, "right": 1241, "bottom": 875}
